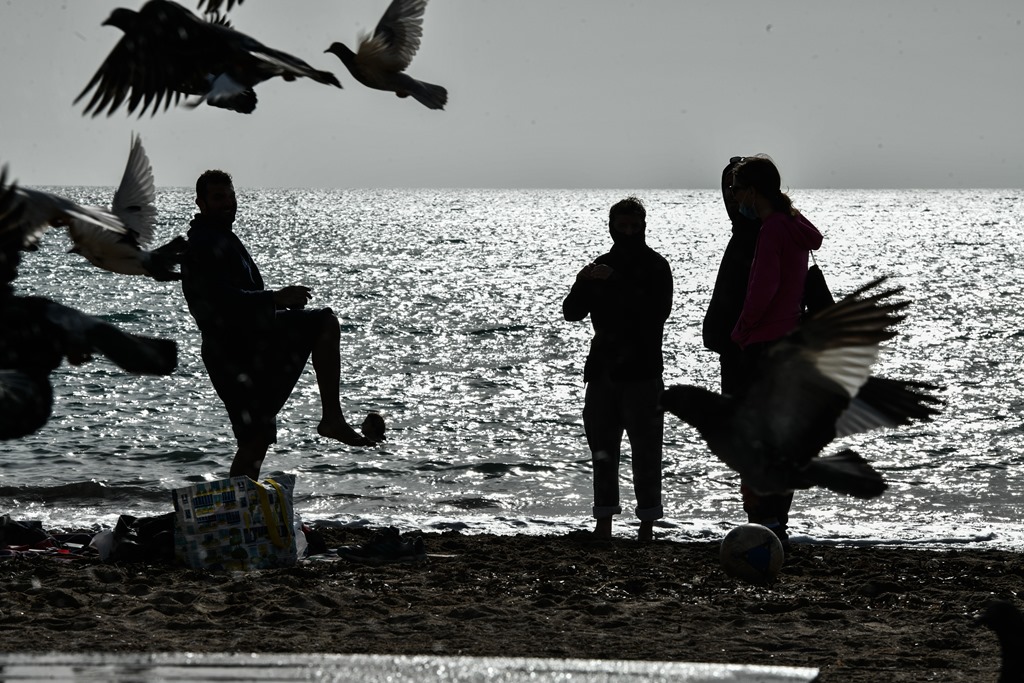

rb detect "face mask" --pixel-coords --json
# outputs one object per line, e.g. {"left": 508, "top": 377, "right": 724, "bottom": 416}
{"left": 738, "top": 203, "right": 759, "bottom": 220}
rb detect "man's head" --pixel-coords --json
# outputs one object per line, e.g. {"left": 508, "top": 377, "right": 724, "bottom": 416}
{"left": 608, "top": 196, "right": 646, "bottom": 245}
{"left": 195, "top": 169, "right": 236, "bottom": 228}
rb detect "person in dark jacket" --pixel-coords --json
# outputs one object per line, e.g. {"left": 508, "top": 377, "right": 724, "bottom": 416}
{"left": 702, "top": 157, "right": 761, "bottom": 393}
{"left": 181, "top": 170, "right": 374, "bottom": 480}
{"left": 563, "top": 196, "right": 673, "bottom": 541}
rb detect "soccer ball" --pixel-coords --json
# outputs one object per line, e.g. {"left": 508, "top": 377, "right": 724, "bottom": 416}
{"left": 719, "top": 523, "right": 785, "bottom": 584}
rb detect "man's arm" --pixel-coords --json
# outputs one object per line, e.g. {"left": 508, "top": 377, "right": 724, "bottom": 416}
{"left": 563, "top": 263, "right": 605, "bottom": 321}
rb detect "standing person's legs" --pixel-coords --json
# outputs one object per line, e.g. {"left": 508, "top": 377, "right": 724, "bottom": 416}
{"left": 623, "top": 377, "right": 664, "bottom": 542}
{"left": 584, "top": 378, "right": 624, "bottom": 538}
{"left": 230, "top": 439, "right": 270, "bottom": 480}
{"left": 732, "top": 341, "right": 793, "bottom": 546}
{"left": 202, "top": 338, "right": 276, "bottom": 481}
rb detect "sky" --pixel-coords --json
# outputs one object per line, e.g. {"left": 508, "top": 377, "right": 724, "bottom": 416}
{"left": 1, "top": 1, "right": 1023, "bottom": 189}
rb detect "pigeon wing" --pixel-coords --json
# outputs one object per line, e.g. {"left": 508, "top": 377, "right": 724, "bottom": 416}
{"left": 358, "top": 0, "right": 427, "bottom": 72}
{"left": 110, "top": 134, "right": 157, "bottom": 246}
{"left": 77, "top": 2, "right": 226, "bottom": 117}
{"left": 217, "top": 24, "right": 340, "bottom": 87}
{"left": 196, "top": 0, "right": 243, "bottom": 15}
{"left": 835, "top": 376, "right": 942, "bottom": 438}
{"left": 0, "top": 166, "right": 27, "bottom": 240}
{"left": 734, "top": 278, "right": 911, "bottom": 462}
{"left": 76, "top": 27, "right": 187, "bottom": 117}
{"left": 11, "top": 186, "right": 126, "bottom": 250}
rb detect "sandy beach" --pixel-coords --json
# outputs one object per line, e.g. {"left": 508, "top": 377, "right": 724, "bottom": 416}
{"left": 0, "top": 527, "right": 1019, "bottom": 682}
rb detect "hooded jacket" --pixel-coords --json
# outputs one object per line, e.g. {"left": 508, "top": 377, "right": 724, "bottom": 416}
{"left": 730, "top": 211, "right": 822, "bottom": 348}
{"left": 562, "top": 230, "right": 673, "bottom": 382}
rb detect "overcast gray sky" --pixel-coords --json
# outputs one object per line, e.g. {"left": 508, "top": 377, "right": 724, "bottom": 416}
{"left": 2, "top": 1, "right": 1022, "bottom": 189}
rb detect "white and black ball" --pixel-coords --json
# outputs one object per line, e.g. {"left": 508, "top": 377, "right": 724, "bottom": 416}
{"left": 719, "top": 523, "right": 784, "bottom": 584}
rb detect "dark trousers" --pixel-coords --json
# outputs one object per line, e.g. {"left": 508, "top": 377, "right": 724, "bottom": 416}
{"left": 583, "top": 376, "right": 664, "bottom": 521}
{"left": 720, "top": 346, "right": 794, "bottom": 533}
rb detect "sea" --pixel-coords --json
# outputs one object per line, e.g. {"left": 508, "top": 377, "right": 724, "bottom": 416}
{"left": 2, "top": 188, "right": 1022, "bottom": 551}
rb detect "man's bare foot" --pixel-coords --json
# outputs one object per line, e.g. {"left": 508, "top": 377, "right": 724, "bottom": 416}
{"left": 593, "top": 517, "right": 613, "bottom": 539}
{"left": 318, "top": 419, "right": 375, "bottom": 447}
{"left": 638, "top": 520, "right": 654, "bottom": 543}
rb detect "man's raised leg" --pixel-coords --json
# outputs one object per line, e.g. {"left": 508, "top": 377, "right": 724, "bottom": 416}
{"left": 310, "top": 311, "right": 374, "bottom": 447}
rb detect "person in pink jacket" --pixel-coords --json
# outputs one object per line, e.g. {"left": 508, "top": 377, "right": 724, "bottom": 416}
{"left": 728, "top": 155, "right": 823, "bottom": 549}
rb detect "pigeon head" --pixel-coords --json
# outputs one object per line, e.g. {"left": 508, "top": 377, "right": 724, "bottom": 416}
{"left": 102, "top": 8, "right": 139, "bottom": 32}
{"left": 325, "top": 42, "right": 357, "bottom": 66}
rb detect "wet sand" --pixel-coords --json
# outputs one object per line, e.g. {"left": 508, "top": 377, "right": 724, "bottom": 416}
{"left": 0, "top": 527, "right": 1019, "bottom": 682}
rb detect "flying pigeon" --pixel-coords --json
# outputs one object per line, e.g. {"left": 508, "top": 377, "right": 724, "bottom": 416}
{"left": 76, "top": 0, "right": 342, "bottom": 116}
{"left": 0, "top": 370, "right": 53, "bottom": 440}
{"left": 976, "top": 600, "right": 1024, "bottom": 683}
{"left": 0, "top": 169, "right": 127, "bottom": 256}
{"left": 660, "top": 278, "right": 941, "bottom": 499}
{"left": 63, "top": 134, "right": 186, "bottom": 281}
{"left": 325, "top": 0, "right": 447, "bottom": 110}
{"left": 0, "top": 295, "right": 179, "bottom": 439}
{"left": 2, "top": 137, "right": 185, "bottom": 281}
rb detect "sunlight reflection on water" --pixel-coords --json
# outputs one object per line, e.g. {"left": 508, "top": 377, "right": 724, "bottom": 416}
{"left": 2, "top": 188, "right": 1022, "bottom": 549}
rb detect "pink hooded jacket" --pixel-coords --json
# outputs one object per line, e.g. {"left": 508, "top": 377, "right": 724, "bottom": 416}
{"left": 730, "top": 211, "right": 823, "bottom": 348}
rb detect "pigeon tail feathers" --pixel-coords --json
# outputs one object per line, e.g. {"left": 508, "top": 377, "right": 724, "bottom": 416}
{"left": 403, "top": 78, "right": 447, "bottom": 110}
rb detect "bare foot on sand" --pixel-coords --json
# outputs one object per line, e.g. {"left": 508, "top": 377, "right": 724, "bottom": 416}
{"left": 318, "top": 419, "right": 375, "bottom": 447}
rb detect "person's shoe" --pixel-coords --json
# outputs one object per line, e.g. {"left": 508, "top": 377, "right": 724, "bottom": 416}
{"left": 336, "top": 527, "right": 427, "bottom": 565}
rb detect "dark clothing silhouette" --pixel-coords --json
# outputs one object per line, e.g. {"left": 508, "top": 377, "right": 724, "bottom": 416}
{"left": 702, "top": 162, "right": 794, "bottom": 539}
{"left": 564, "top": 230, "right": 673, "bottom": 523}
{"left": 563, "top": 238, "right": 673, "bottom": 383}
{"left": 181, "top": 214, "right": 328, "bottom": 445}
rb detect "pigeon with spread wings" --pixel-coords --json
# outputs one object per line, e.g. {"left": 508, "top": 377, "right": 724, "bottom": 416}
{"left": 2, "top": 137, "right": 185, "bottom": 281}
{"left": 326, "top": 0, "right": 447, "bottom": 110}
{"left": 76, "top": 0, "right": 341, "bottom": 116}
{"left": 64, "top": 134, "right": 186, "bottom": 281}
{"left": 660, "top": 278, "right": 941, "bottom": 499}
{"left": 0, "top": 168, "right": 127, "bottom": 257}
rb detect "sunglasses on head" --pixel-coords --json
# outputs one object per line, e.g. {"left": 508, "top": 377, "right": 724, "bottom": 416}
{"left": 730, "top": 156, "right": 744, "bottom": 164}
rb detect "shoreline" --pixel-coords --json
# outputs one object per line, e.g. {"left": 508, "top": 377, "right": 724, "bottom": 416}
{"left": 0, "top": 527, "right": 1018, "bottom": 681}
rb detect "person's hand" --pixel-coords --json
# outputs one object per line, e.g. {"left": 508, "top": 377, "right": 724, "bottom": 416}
{"left": 576, "top": 263, "right": 613, "bottom": 281}
{"left": 273, "top": 285, "right": 312, "bottom": 309}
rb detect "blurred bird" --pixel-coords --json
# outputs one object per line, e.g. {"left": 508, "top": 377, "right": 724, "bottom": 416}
{"left": 76, "top": 0, "right": 342, "bottom": 116}
{"left": 0, "top": 168, "right": 127, "bottom": 256}
{"left": 3, "top": 136, "right": 185, "bottom": 281}
{"left": 326, "top": 0, "right": 447, "bottom": 110}
{"left": 63, "top": 134, "right": 186, "bottom": 281}
{"left": 975, "top": 600, "right": 1024, "bottom": 683}
{"left": 0, "top": 370, "right": 52, "bottom": 440}
{"left": 660, "top": 278, "right": 941, "bottom": 499}
{"left": 0, "top": 295, "right": 179, "bottom": 439}
{"left": 0, "top": 167, "right": 25, "bottom": 229}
